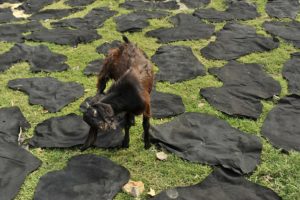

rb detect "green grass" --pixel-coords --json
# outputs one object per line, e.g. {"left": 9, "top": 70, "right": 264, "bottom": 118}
{"left": 0, "top": 0, "right": 299, "bottom": 199}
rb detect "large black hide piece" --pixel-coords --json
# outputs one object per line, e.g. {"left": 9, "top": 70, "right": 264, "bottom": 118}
{"left": 200, "top": 61, "right": 281, "bottom": 119}
{"left": 28, "top": 113, "right": 124, "bottom": 148}
{"left": 265, "top": 0, "right": 300, "bottom": 19}
{"left": 152, "top": 168, "right": 281, "bottom": 200}
{"left": 0, "top": 43, "right": 69, "bottom": 73}
{"left": 261, "top": 94, "right": 300, "bottom": 152}
{"left": 83, "top": 59, "right": 103, "bottom": 76}
{"left": 51, "top": 7, "right": 117, "bottom": 29}
{"left": 96, "top": 40, "right": 121, "bottom": 55}
{"left": 115, "top": 10, "right": 169, "bottom": 33}
{"left": 0, "top": 139, "right": 42, "bottom": 200}
{"left": 181, "top": 0, "right": 210, "bottom": 8}
{"left": 33, "top": 154, "right": 130, "bottom": 200}
{"left": 25, "top": 28, "right": 101, "bottom": 46}
{"left": 0, "top": 106, "right": 30, "bottom": 144}
{"left": 146, "top": 13, "right": 215, "bottom": 43}
{"left": 193, "top": 1, "right": 259, "bottom": 22}
{"left": 282, "top": 52, "right": 300, "bottom": 94}
{"left": 263, "top": 21, "right": 300, "bottom": 48}
{"left": 0, "top": 107, "right": 40, "bottom": 200}
{"left": 120, "top": 0, "right": 179, "bottom": 10}
{"left": 29, "top": 8, "right": 82, "bottom": 20}
{"left": 0, "top": 21, "right": 43, "bottom": 43}
{"left": 201, "top": 22, "right": 279, "bottom": 60}
{"left": 0, "top": 8, "right": 20, "bottom": 23}
{"left": 151, "top": 90, "right": 185, "bottom": 119}
{"left": 151, "top": 45, "right": 206, "bottom": 83}
{"left": 150, "top": 112, "right": 262, "bottom": 174}
{"left": 8, "top": 77, "right": 84, "bottom": 113}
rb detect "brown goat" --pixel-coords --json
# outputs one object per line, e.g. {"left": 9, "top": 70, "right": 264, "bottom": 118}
{"left": 81, "top": 36, "right": 154, "bottom": 150}
{"left": 97, "top": 36, "right": 152, "bottom": 94}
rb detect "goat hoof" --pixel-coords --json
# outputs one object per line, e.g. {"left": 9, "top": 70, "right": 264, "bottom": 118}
{"left": 129, "top": 116, "right": 135, "bottom": 126}
{"left": 144, "top": 143, "right": 151, "bottom": 150}
{"left": 80, "top": 145, "right": 89, "bottom": 152}
{"left": 122, "top": 141, "right": 129, "bottom": 148}
{"left": 130, "top": 119, "right": 135, "bottom": 126}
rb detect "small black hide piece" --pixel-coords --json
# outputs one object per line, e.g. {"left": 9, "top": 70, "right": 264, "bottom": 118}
{"left": 120, "top": 0, "right": 180, "bottom": 10}
{"left": 0, "top": 106, "right": 30, "bottom": 144}
{"left": 152, "top": 168, "right": 282, "bottom": 200}
{"left": 28, "top": 113, "right": 124, "bottom": 148}
{"left": 0, "top": 139, "right": 41, "bottom": 200}
{"left": 0, "top": 21, "right": 43, "bottom": 43}
{"left": 151, "top": 45, "right": 206, "bottom": 83}
{"left": 150, "top": 112, "right": 262, "bottom": 174}
{"left": 17, "top": 0, "right": 56, "bottom": 14}
{"left": 96, "top": 40, "right": 121, "bottom": 55}
{"left": 33, "top": 154, "right": 130, "bottom": 200}
{"left": 51, "top": 7, "right": 117, "bottom": 29}
{"left": 83, "top": 59, "right": 103, "bottom": 76}
{"left": 65, "top": 0, "right": 96, "bottom": 7}
{"left": 150, "top": 90, "right": 185, "bottom": 119}
{"left": 265, "top": 0, "right": 300, "bottom": 19}
{"left": 181, "top": 0, "right": 210, "bottom": 8}
{"left": 263, "top": 21, "right": 300, "bottom": 49}
{"left": 115, "top": 10, "right": 169, "bottom": 33}
{"left": 0, "top": 43, "right": 69, "bottom": 73}
{"left": 29, "top": 114, "right": 89, "bottom": 148}
{"left": 0, "top": 8, "right": 20, "bottom": 23}
{"left": 8, "top": 77, "right": 84, "bottom": 113}
{"left": 200, "top": 61, "right": 281, "bottom": 119}
{"left": 25, "top": 28, "right": 101, "bottom": 46}
{"left": 146, "top": 13, "right": 215, "bottom": 43}
{"left": 28, "top": 45, "right": 69, "bottom": 72}
{"left": 29, "top": 8, "right": 82, "bottom": 20}
{"left": 282, "top": 52, "right": 300, "bottom": 94}
{"left": 201, "top": 22, "right": 279, "bottom": 60}
{"left": 261, "top": 94, "right": 300, "bottom": 152}
{"left": 193, "top": 1, "right": 259, "bottom": 22}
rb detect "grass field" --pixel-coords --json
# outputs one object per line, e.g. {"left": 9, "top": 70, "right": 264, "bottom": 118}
{"left": 0, "top": 0, "right": 299, "bottom": 199}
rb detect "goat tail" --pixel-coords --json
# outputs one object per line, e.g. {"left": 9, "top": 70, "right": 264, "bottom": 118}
{"left": 122, "top": 35, "right": 130, "bottom": 43}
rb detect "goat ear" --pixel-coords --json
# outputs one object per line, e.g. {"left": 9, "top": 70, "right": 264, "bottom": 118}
{"left": 122, "top": 35, "right": 129, "bottom": 43}
{"left": 88, "top": 94, "right": 103, "bottom": 107}
{"left": 101, "top": 103, "right": 114, "bottom": 117}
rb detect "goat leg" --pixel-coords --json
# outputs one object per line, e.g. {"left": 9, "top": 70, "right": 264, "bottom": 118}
{"left": 129, "top": 113, "right": 135, "bottom": 126}
{"left": 97, "top": 75, "right": 109, "bottom": 94}
{"left": 80, "top": 127, "right": 98, "bottom": 151}
{"left": 143, "top": 115, "right": 151, "bottom": 149}
{"left": 122, "top": 113, "right": 132, "bottom": 148}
